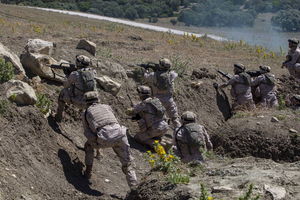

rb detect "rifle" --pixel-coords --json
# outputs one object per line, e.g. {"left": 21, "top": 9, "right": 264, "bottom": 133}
{"left": 246, "top": 70, "right": 262, "bottom": 77}
{"left": 216, "top": 70, "right": 232, "bottom": 80}
{"left": 282, "top": 55, "right": 292, "bottom": 68}
{"left": 49, "top": 63, "right": 77, "bottom": 76}
{"left": 137, "top": 62, "right": 159, "bottom": 71}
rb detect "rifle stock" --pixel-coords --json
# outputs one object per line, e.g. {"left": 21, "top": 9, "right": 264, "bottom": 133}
{"left": 137, "top": 62, "right": 159, "bottom": 71}
{"left": 49, "top": 63, "right": 77, "bottom": 76}
{"left": 216, "top": 69, "right": 232, "bottom": 80}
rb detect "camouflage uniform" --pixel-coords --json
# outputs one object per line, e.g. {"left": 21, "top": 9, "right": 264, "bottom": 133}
{"left": 175, "top": 111, "right": 213, "bottom": 163}
{"left": 83, "top": 100, "right": 137, "bottom": 188}
{"left": 251, "top": 66, "right": 278, "bottom": 108}
{"left": 144, "top": 58, "right": 181, "bottom": 128}
{"left": 55, "top": 55, "right": 97, "bottom": 121}
{"left": 221, "top": 64, "right": 255, "bottom": 110}
{"left": 287, "top": 94, "right": 300, "bottom": 110}
{"left": 133, "top": 96, "right": 169, "bottom": 147}
{"left": 284, "top": 39, "right": 300, "bottom": 80}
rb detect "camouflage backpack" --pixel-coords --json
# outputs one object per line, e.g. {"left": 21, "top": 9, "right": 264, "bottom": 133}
{"left": 183, "top": 123, "right": 203, "bottom": 148}
{"left": 154, "top": 71, "right": 172, "bottom": 91}
{"left": 239, "top": 72, "right": 251, "bottom": 86}
{"left": 79, "top": 69, "right": 96, "bottom": 92}
{"left": 145, "top": 98, "right": 166, "bottom": 118}
{"left": 263, "top": 74, "right": 275, "bottom": 86}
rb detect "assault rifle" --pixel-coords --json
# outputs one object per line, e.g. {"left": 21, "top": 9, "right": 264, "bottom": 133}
{"left": 216, "top": 69, "right": 262, "bottom": 80}
{"left": 137, "top": 62, "right": 159, "bottom": 71}
{"left": 49, "top": 63, "right": 77, "bottom": 76}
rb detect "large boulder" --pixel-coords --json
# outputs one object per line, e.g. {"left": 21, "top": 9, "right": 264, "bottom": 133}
{"left": 0, "top": 42, "right": 26, "bottom": 78}
{"left": 25, "top": 39, "right": 54, "bottom": 56}
{"left": 96, "top": 60, "right": 127, "bottom": 80}
{"left": 95, "top": 75, "right": 121, "bottom": 96}
{"left": 5, "top": 80, "right": 37, "bottom": 105}
{"left": 76, "top": 39, "right": 96, "bottom": 56}
{"left": 20, "top": 52, "right": 64, "bottom": 82}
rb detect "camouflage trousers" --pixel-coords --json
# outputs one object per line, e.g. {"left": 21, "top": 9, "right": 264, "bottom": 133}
{"left": 259, "top": 93, "right": 278, "bottom": 108}
{"left": 287, "top": 64, "right": 300, "bottom": 79}
{"left": 175, "top": 141, "right": 204, "bottom": 163}
{"left": 156, "top": 94, "right": 181, "bottom": 128}
{"left": 233, "top": 97, "right": 256, "bottom": 111}
{"left": 134, "top": 120, "right": 169, "bottom": 147}
{"left": 84, "top": 124, "right": 137, "bottom": 187}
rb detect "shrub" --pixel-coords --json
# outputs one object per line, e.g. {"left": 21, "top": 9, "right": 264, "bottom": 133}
{"left": 0, "top": 100, "right": 9, "bottom": 115}
{"left": 272, "top": 9, "right": 300, "bottom": 31}
{"left": 35, "top": 93, "right": 52, "bottom": 115}
{"left": 0, "top": 58, "right": 14, "bottom": 83}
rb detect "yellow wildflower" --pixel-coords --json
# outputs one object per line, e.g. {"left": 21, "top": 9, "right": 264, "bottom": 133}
{"left": 146, "top": 150, "right": 151, "bottom": 154}
{"left": 149, "top": 159, "right": 155, "bottom": 167}
{"left": 154, "top": 140, "right": 159, "bottom": 144}
{"left": 207, "top": 197, "right": 213, "bottom": 200}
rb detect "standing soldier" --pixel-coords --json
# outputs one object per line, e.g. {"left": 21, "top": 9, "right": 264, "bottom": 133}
{"left": 128, "top": 86, "right": 169, "bottom": 147}
{"left": 219, "top": 63, "right": 255, "bottom": 111}
{"left": 82, "top": 91, "right": 137, "bottom": 188}
{"left": 55, "top": 55, "right": 97, "bottom": 122}
{"left": 144, "top": 58, "right": 181, "bottom": 129}
{"left": 174, "top": 111, "right": 213, "bottom": 164}
{"left": 282, "top": 38, "right": 300, "bottom": 80}
{"left": 251, "top": 65, "right": 278, "bottom": 108}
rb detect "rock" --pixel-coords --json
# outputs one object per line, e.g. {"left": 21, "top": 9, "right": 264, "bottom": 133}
{"left": 289, "top": 129, "right": 298, "bottom": 133}
{"left": 264, "top": 184, "right": 286, "bottom": 200}
{"left": 32, "top": 76, "right": 41, "bottom": 84}
{"left": 5, "top": 80, "right": 37, "bottom": 105}
{"left": 76, "top": 39, "right": 96, "bottom": 56}
{"left": 25, "top": 39, "right": 54, "bottom": 56}
{"left": 191, "top": 81, "right": 204, "bottom": 88}
{"left": 129, "top": 35, "right": 143, "bottom": 41}
{"left": 95, "top": 76, "right": 121, "bottom": 96}
{"left": 104, "top": 179, "right": 111, "bottom": 183}
{"left": 0, "top": 42, "right": 26, "bottom": 78}
{"left": 192, "top": 68, "right": 216, "bottom": 79}
{"left": 20, "top": 52, "right": 64, "bottom": 82}
{"left": 96, "top": 60, "right": 127, "bottom": 80}
{"left": 271, "top": 117, "right": 279, "bottom": 123}
{"left": 212, "top": 186, "right": 234, "bottom": 194}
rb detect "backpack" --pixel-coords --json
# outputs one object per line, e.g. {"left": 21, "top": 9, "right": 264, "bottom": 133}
{"left": 154, "top": 71, "right": 172, "bottom": 91}
{"left": 183, "top": 123, "right": 203, "bottom": 148}
{"left": 263, "top": 74, "right": 275, "bottom": 86}
{"left": 145, "top": 98, "right": 165, "bottom": 118}
{"left": 239, "top": 72, "right": 251, "bottom": 86}
{"left": 79, "top": 69, "right": 96, "bottom": 92}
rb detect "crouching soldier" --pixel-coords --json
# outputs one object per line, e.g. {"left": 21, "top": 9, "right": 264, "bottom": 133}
{"left": 174, "top": 111, "right": 213, "bottom": 164}
{"left": 144, "top": 58, "right": 181, "bottom": 129}
{"left": 128, "top": 86, "right": 169, "bottom": 147}
{"left": 82, "top": 91, "right": 137, "bottom": 188}
{"left": 220, "top": 63, "right": 255, "bottom": 111}
{"left": 286, "top": 94, "right": 300, "bottom": 110}
{"left": 251, "top": 65, "right": 278, "bottom": 108}
{"left": 55, "top": 55, "right": 97, "bottom": 122}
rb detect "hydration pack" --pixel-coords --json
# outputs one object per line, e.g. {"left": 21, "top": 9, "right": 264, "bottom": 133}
{"left": 183, "top": 123, "right": 203, "bottom": 148}
{"left": 263, "top": 74, "right": 275, "bottom": 86}
{"left": 80, "top": 69, "right": 96, "bottom": 92}
{"left": 145, "top": 98, "right": 165, "bottom": 118}
{"left": 239, "top": 72, "right": 251, "bottom": 86}
{"left": 154, "top": 71, "right": 172, "bottom": 91}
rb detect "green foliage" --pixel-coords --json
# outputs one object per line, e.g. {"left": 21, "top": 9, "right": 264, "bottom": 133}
{"left": 238, "top": 184, "right": 260, "bottom": 200}
{"left": 0, "top": 58, "right": 14, "bottom": 83}
{"left": 199, "top": 184, "right": 213, "bottom": 200}
{"left": 272, "top": 9, "right": 300, "bottom": 31}
{"left": 0, "top": 100, "right": 9, "bottom": 115}
{"left": 35, "top": 93, "right": 52, "bottom": 115}
{"left": 278, "top": 95, "right": 286, "bottom": 110}
{"left": 167, "top": 173, "right": 190, "bottom": 184}
{"left": 170, "top": 56, "right": 190, "bottom": 77}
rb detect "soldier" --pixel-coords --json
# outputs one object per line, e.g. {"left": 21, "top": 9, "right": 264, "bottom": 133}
{"left": 286, "top": 94, "right": 300, "bottom": 110}
{"left": 129, "top": 86, "right": 169, "bottom": 147}
{"left": 282, "top": 38, "right": 300, "bottom": 80}
{"left": 219, "top": 63, "right": 255, "bottom": 111}
{"left": 55, "top": 55, "right": 97, "bottom": 122}
{"left": 82, "top": 91, "right": 137, "bottom": 188}
{"left": 144, "top": 58, "right": 181, "bottom": 129}
{"left": 251, "top": 65, "right": 278, "bottom": 108}
{"left": 174, "top": 111, "right": 213, "bottom": 164}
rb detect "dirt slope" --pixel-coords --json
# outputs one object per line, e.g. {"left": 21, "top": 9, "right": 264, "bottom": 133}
{"left": 0, "top": 4, "right": 299, "bottom": 200}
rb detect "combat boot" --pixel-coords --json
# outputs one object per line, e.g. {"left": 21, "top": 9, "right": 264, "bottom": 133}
{"left": 84, "top": 165, "right": 93, "bottom": 179}
{"left": 55, "top": 101, "right": 65, "bottom": 122}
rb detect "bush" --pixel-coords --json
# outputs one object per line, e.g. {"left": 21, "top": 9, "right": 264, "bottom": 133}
{"left": 0, "top": 58, "right": 14, "bottom": 83}
{"left": 0, "top": 100, "right": 9, "bottom": 115}
{"left": 272, "top": 9, "right": 300, "bottom": 31}
{"left": 35, "top": 93, "right": 52, "bottom": 115}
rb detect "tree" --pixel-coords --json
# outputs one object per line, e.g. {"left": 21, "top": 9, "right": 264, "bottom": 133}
{"left": 272, "top": 9, "right": 300, "bottom": 31}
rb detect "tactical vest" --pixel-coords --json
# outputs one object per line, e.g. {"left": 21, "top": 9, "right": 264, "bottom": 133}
{"left": 263, "top": 74, "right": 275, "bottom": 86}
{"left": 154, "top": 71, "right": 172, "bottom": 91}
{"left": 183, "top": 123, "right": 204, "bottom": 148}
{"left": 144, "top": 98, "right": 166, "bottom": 118}
{"left": 239, "top": 72, "right": 251, "bottom": 86}
{"left": 79, "top": 68, "right": 96, "bottom": 93}
{"left": 85, "top": 104, "right": 118, "bottom": 133}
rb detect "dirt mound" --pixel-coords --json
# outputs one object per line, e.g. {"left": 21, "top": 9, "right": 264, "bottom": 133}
{"left": 126, "top": 178, "right": 192, "bottom": 200}
{"left": 277, "top": 75, "right": 300, "bottom": 96}
{"left": 211, "top": 111, "right": 300, "bottom": 162}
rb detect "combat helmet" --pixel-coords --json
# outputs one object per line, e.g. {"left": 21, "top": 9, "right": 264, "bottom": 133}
{"left": 137, "top": 85, "right": 151, "bottom": 95}
{"left": 288, "top": 38, "right": 299, "bottom": 45}
{"left": 84, "top": 91, "right": 99, "bottom": 104}
{"left": 233, "top": 63, "right": 245, "bottom": 72}
{"left": 259, "top": 65, "right": 271, "bottom": 73}
{"left": 292, "top": 94, "right": 300, "bottom": 102}
{"left": 159, "top": 58, "right": 172, "bottom": 71}
{"left": 181, "top": 111, "right": 197, "bottom": 123}
{"left": 76, "top": 55, "right": 91, "bottom": 68}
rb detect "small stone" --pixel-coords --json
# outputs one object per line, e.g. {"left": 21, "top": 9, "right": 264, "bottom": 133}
{"left": 11, "top": 174, "right": 17, "bottom": 178}
{"left": 104, "top": 178, "right": 111, "bottom": 183}
{"left": 271, "top": 117, "right": 279, "bottom": 123}
{"left": 256, "top": 122, "right": 261, "bottom": 125}
{"left": 289, "top": 129, "right": 298, "bottom": 133}
{"left": 264, "top": 184, "right": 286, "bottom": 200}
{"left": 257, "top": 115, "right": 265, "bottom": 118}
{"left": 212, "top": 186, "right": 234, "bottom": 193}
